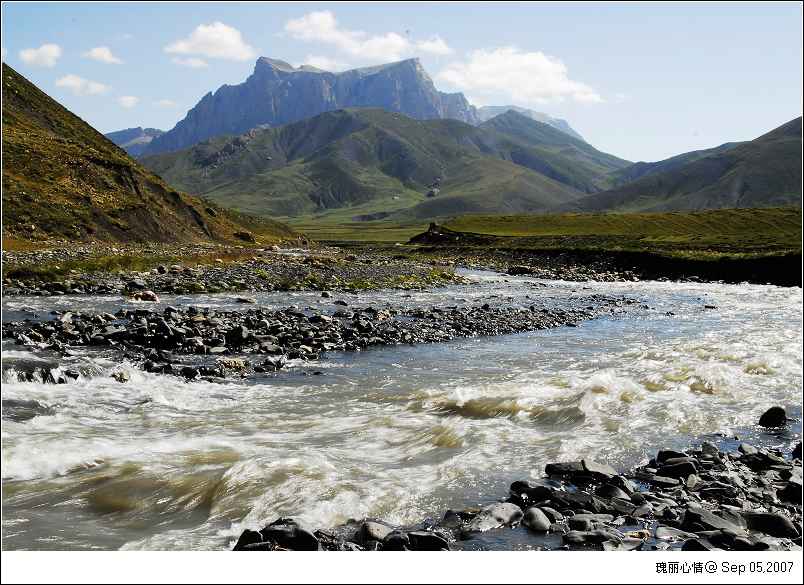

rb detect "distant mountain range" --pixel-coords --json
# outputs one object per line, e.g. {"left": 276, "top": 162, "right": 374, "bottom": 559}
{"left": 141, "top": 57, "right": 479, "bottom": 156}
{"left": 8, "top": 56, "right": 799, "bottom": 236}
{"left": 476, "top": 106, "right": 584, "bottom": 141}
{"left": 141, "top": 108, "right": 630, "bottom": 220}
{"left": 1, "top": 64, "right": 291, "bottom": 244}
{"left": 568, "top": 117, "right": 802, "bottom": 212}
{"left": 109, "top": 57, "right": 587, "bottom": 159}
{"left": 104, "top": 127, "right": 165, "bottom": 157}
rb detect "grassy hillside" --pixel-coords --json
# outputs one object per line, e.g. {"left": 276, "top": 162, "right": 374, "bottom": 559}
{"left": 607, "top": 142, "right": 741, "bottom": 188}
{"left": 478, "top": 110, "right": 629, "bottom": 190}
{"left": 570, "top": 118, "right": 802, "bottom": 212}
{"left": 2, "top": 63, "right": 293, "bottom": 245}
{"left": 142, "top": 108, "right": 635, "bottom": 221}
{"left": 441, "top": 207, "right": 802, "bottom": 258}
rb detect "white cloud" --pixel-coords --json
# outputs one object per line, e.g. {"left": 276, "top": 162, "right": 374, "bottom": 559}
{"left": 55, "top": 74, "right": 110, "bottom": 96}
{"left": 165, "top": 22, "right": 256, "bottom": 61}
{"left": 285, "top": 11, "right": 452, "bottom": 64}
{"left": 118, "top": 95, "right": 139, "bottom": 108}
{"left": 171, "top": 56, "right": 208, "bottom": 68}
{"left": 302, "top": 55, "right": 350, "bottom": 72}
{"left": 19, "top": 43, "right": 62, "bottom": 67}
{"left": 83, "top": 46, "right": 123, "bottom": 65}
{"left": 154, "top": 99, "right": 177, "bottom": 107}
{"left": 416, "top": 36, "right": 453, "bottom": 56}
{"left": 437, "top": 47, "right": 602, "bottom": 105}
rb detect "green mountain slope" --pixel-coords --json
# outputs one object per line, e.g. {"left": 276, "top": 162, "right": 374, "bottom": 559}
{"left": 142, "top": 108, "right": 633, "bottom": 220}
{"left": 2, "top": 64, "right": 293, "bottom": 244}
{"left": 478, "top": 110, "right": 630, "bottom": 191}
{"left": 569, "top": 118, "right": 802, "bottom": 212}
{"left": 607, "top": 142, "right": 741, "bottom": 188}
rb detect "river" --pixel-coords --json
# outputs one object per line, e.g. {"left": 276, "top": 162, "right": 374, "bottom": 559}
{"left": 1, "top": 270, "right": 801, "bottom": 550}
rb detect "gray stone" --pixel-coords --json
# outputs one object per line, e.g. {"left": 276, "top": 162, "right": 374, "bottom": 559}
{"left": 522, "top": 507, "right": 552, "bottom": 532}
{"left": 465, "top": 502, "right": 523, "bottom": 532}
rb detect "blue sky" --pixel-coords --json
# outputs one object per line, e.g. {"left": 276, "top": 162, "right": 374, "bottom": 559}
{"left": 2, "top": 1, "right": 801, "bottom": 161}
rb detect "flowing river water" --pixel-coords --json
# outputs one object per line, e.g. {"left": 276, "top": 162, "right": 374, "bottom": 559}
{"left": 1, "top": 270, "right": 801, "bottom": 550}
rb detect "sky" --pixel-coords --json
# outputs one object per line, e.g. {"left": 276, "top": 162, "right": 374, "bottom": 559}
{"left": 2, "top": 1, "right": 802, "bottom": 161}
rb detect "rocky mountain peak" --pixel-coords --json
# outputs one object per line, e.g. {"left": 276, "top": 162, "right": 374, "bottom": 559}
{"left": 143, "top": 56, "right": 478, "bottom": 155}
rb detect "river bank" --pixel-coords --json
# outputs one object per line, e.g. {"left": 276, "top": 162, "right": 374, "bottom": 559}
{"left": 233, "top": 421, "right": 802, "bottom": 551}
{"left": 405, "top": 224, "right": 803, "bottom": 287}
{"left": 2, "top": 244, "right": 462, "bottom": 297}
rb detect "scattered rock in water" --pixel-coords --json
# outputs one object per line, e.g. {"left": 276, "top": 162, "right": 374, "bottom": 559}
{"left": 232, "top": 439, "right": 802, "bottom": 552}
{"left": 129, "top": 290, "right": 159, "bottom": 302}
{"left": 111, "top": 370, "right": 130, "bottom": 383}
{"left": 522, "top": 507, "right": 552, "bottom": 532}
{"left": 758, "top": 406, "right": 787, "bottom": 428}
{"left": 3, "top": 295, "right": 628, "bottom": 383}
{"left": 465, "top": 502, "right": 523, "bottom": 533}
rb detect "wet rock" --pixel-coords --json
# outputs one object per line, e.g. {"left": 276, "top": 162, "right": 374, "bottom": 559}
{"left": 596, "top": 483, "right": 630, "bottom": 500}
{"left": 407, "top": 530, "right": 450, "bottom": 551}
{"left": 659, "top": 461, "right": 698, "bottom": 479}
{"left": 742, "top": 512, "right": 799, "bottom": 538}
{"left": 180, "top": 366, "right": 199, "bottom": 380}
{"left": 582, "top": 459, "right": 617, "bottom": 481}
{"left": 111, "top": 370, "right": 130, "bottom": 383}
{"left": 681, "top": 538, "right": 718, "bottom": 551}
{"left": 522, "top": 507, "right": 551, "bottom": 532}
{"left": 563, "top": 530, "right": 590, "bottom": 545}
{"left": 545, "top": 461, "right": 585, "bottom": 478}
{"left": 655, "top": 526, "right": 697, "bottom": 541}
{"left": 465, "top": 502, "right": 523, "bottom": 533}
{"left": 232, "top": 529, "right": 265, "bottom": 551}
{"left": 608, "top": 475, "right": 636, "bottom": 495}
{"left": 778, "top": 479, "right": 802, "bottom": 504}
{"left": 681, "top": 506, "right": 747, "bottom": 535}
{"left": 603, "top": 537, "right": 642, "bottom": 551}
{"left": 359, "top": 520, "right": 393, "bottom": 543}
{"left": 509, "top": 480, "right": 553, "bottom": 506}
{"left": 758, "top": 406, "right": 787, "bottom": 428}
{"left": 656, "top": 449, "right": 688, "bottom": 464}
{"left": 258, "top": 518, "right": 320, "bottom": 551}
{"left": 792, "top": 442, "right": 802, "bottom": 460}
{"left": 382, "top": 531, "right": 410, "bottom": 551}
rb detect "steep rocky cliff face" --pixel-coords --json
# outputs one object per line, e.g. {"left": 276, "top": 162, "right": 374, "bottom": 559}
{"left": 145, "top": 57, "right": 478, "bottom": 155}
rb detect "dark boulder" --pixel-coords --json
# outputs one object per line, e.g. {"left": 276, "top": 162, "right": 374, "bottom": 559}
{"left": 742, "top": 512, "right": 799, "bottom": 538}
{"left": 522, "top": 507, "right": 551, "bottom": 532}
{"left": 758, "top": 406, "right": 787, "bottom": 428}
{"left": 232, "top": 529, "right": 263, "bottom": 551}
{"left": 407, "top": 530, "right": 450, "bottom": 551}
{"left": 259, "top": 518, "right": 320, "bottom": 551}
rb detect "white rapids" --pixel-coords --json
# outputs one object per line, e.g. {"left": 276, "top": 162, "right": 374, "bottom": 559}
{"left": 1, "top": 271, "right": 801, "bottom": 550}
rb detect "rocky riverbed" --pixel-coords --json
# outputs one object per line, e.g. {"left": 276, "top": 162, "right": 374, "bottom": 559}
{"left": 2, "top": 292, "right": 636, "bottom": 382}
{"left": 234, "top": 421, "right": 802, "bottom": 552}
{"left": 2, "top": 270, "right": 800, "bottom": 551}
